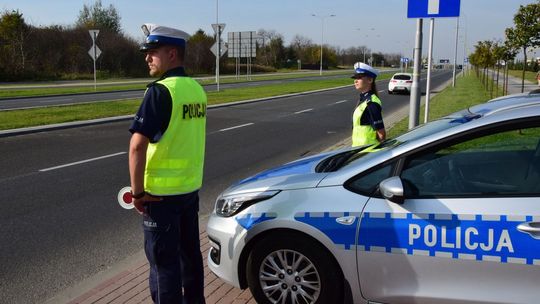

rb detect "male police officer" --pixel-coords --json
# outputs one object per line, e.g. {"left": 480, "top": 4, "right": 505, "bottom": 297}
{"left": 129, "top": 23, "right": 206, "bottom": 303}
{"left": 351, "top": 62, "right": 386, "bottom": 147}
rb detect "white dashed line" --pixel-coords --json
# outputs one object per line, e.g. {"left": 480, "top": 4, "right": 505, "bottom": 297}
{"left": 334, "top": 100, "right": 348, "bottom": 104}
{"left": 121, "top": 93, "right": 143, "bottom": 97}
{"left": 219, "top": 123, "right": 254, "bottom": 132}
{"left": 39, "top": 152, "right": 126, "bottom": 172}
{"left": 38, "top": 98, "right": 72, "bottom": 103}
{"left": 294, "top": 108, "right": 313, "bottom": 114}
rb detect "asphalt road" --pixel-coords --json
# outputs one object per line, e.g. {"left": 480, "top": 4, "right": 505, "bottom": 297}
{"left": 0, "top": 70, "right": 453, "bottom": 303}
{"left": 0, "top": 73, "right": 352, "bottom": 111}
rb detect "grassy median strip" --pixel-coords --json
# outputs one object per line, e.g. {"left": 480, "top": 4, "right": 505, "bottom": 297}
{"left": 0, "top": 84, "right": 148, "bottom": 99}
{"left": 388, "top": 72, "right": 495, "bottom": 138}
{"left": 0, "top": 76, "right": 365, "bottom": 130}
{"left": 0, "top": 70, "right": 356, "bottom": 98}
{"left": 1, "top": 100, "right": 141, "bottom": 130}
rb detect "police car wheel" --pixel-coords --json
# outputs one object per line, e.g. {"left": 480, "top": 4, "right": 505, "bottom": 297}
{"left": 246, "top": 233, "right": 343, "bottom": 304}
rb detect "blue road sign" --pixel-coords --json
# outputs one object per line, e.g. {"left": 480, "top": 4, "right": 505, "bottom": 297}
{"left": 401, "top": 57, "right": 410, "bottom": 63}
{"left": 408, "top": 0, "right": 461, "bottom": 18}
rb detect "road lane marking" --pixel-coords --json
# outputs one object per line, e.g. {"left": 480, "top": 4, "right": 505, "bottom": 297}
{"left": 334, "top": 100, "right": 348, "bottom": 104}
{"left": 121, "top": 93, "right": 143, "bottom": 97}
{"left": 39, "top": 152, "right": 126, "bottom": 172}
{"left": 219, "top": 123, "right": 254, "bottom": 132}
{"left": 294, "top": 108, "right": 313, "bottom": 114}
{"left": 38, "top": 98, "right": 72, "bottom": 103}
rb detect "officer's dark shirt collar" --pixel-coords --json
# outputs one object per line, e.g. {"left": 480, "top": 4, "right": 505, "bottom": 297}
{"left": 359, "top": 91, "right": 372, "bottom": 102}
{"left": 160, "top": 66, "right": 187, "bottom": 79}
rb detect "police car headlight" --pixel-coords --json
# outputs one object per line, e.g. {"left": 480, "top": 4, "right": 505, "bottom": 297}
{"left": 215, "top": 190, "right": 280, "bottom": 217}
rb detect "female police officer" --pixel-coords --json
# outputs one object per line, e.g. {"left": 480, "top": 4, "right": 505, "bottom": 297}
{"left": 351, "top": 62, "right": 386, "bottom": 147}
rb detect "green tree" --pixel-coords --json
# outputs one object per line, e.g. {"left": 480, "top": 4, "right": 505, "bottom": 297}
{"left": 505, "top": 1, "right": 540, "bottom": 92}
{"left": 0, "top": 10, "right": 29, "bottom": 75}
{"left": 76, "top": 0, "right": 122, "bottom": 33}
{"left": 185, "top": 29, "right": 214, "bottom": 74}
{"left": 492, "top": 42, "right": 505, "bottom": 97}
{"left": 470, "top": 40, "right": 495, "bottom": 88}
{"left": 501, "top": 41, "right": 518, "bottom": 95}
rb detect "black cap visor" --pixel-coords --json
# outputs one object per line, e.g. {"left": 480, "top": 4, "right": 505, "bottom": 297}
{"left": 351, "top": 73, "right": 370, "bottom": 79}
{"left": 139, "top": 41, "right": 162, "bottom": 52}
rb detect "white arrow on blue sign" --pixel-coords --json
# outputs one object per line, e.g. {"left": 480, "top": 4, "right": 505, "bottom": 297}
{"left": 407, "top": 0, "right": 460, "bottom": 18}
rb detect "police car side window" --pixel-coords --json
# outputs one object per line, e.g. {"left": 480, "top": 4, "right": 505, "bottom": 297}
{"left": 345, "top": 162, "right": 394, "bottom": 196}
{"left": 401, "top": 126, "right": 540, "bottom": 197}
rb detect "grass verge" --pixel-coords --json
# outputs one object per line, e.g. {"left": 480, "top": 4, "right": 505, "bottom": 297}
{"left": 507, "top": 69, "right": 537, "bottom": 84}
{"left": 0, "top": 70, "right": 355, "bottom": 98}
{"left": 388, "top": 72, "right": 496, "bottom": 138}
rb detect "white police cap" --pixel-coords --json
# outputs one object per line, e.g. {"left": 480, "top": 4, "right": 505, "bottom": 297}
{"left": 351, "top": 62, "right": 379, "bottom": 79}
{"left": 140, "top": 23, "right": 191, "bottom": 52}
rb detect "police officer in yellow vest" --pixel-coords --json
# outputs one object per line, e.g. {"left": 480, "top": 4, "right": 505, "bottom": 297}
{"left": 129, "top": 23, "right": 206, "bottom": 304}
{"left": 351, "top": 62, "right": 386, "bottom": 147}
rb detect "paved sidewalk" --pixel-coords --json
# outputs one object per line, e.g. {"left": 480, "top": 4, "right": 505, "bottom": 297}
{"left": 61, "top": 224, "right": 257, "bottom": 304}
{"left": 48, "top": 71, "right": 540, "bottom": 304}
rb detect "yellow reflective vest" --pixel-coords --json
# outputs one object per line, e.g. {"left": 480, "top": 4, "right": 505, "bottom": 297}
{"left": 352, "top": 94, "right": 382, "bottom": 147}
{"left": 144, "top": 76, "right": 207, "bottom": 195}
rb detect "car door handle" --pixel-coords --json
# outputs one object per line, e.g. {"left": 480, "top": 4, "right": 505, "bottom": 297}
{"left": 517, "top": 222, "right": 540, "bottom": 239}
{"left": 336, "top": 216, "right": 356, "bottom": 225}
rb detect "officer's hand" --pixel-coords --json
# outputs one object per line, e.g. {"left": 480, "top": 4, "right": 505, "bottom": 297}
{"left": 132, "top": 194, "right": 162, "bottom": 215}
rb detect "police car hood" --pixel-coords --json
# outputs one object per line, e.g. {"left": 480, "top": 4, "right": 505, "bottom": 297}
{"left": 224, "top": 152, "right": 337, "bottom": 194}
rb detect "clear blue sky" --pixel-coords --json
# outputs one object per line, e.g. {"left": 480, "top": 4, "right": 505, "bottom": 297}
{"left": 2, "top": 0, "right": 538, "bottom": 63}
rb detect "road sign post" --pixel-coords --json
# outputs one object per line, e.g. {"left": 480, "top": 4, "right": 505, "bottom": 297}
{"left": 227, "top": 31, "right": 257, "bottom": 80}
{"left": 425, "top": 18, "right": 435, "bottom": 123}
{"left": 452, "top": 17, "right": 459, "bottom": 87}
{"left": 88, "top": 30, "right": 101, "bottom": 91}
{"left": 407, "top": 0, "right": 461, "bottom": 128}
{"left": 212, "top": 23, "right": 226, "bottom": 92}
{"left": 409, "top": 19, "right": 423, "bottom": 130}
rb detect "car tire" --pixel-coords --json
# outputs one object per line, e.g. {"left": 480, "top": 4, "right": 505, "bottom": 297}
{"left": 388, "top": 90, "right": 393, "bottom": 94}
{"left": 246, "top": 233, "right": 343, "bottom": 304}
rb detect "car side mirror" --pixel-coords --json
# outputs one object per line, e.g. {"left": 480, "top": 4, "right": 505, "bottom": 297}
{"left": 379, "top": 176, "right": 404, "bottom": 204}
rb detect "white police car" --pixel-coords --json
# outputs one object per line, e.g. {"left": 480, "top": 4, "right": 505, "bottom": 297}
{"left": 207, "top": 90, "right": 540, "bottom": 304}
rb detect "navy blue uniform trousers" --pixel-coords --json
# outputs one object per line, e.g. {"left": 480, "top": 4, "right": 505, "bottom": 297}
{"left": 143, "top": 191, "right": 205, "bottom": 304}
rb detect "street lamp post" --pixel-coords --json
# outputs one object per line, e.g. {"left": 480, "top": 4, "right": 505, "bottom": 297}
{"left": 312, "top": 14, "right": 335, "bottom": 75}
{"left": 356, "top": 28, "right": 375, "bottom": 64}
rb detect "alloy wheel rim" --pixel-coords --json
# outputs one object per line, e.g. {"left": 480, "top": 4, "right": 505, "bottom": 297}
{"left": 258, "top": 249, "right": 321, "bottom": 304}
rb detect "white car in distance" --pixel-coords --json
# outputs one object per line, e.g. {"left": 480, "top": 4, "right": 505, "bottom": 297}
{"left": 388, "top": 73, "right": 413, "bottom": 94}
